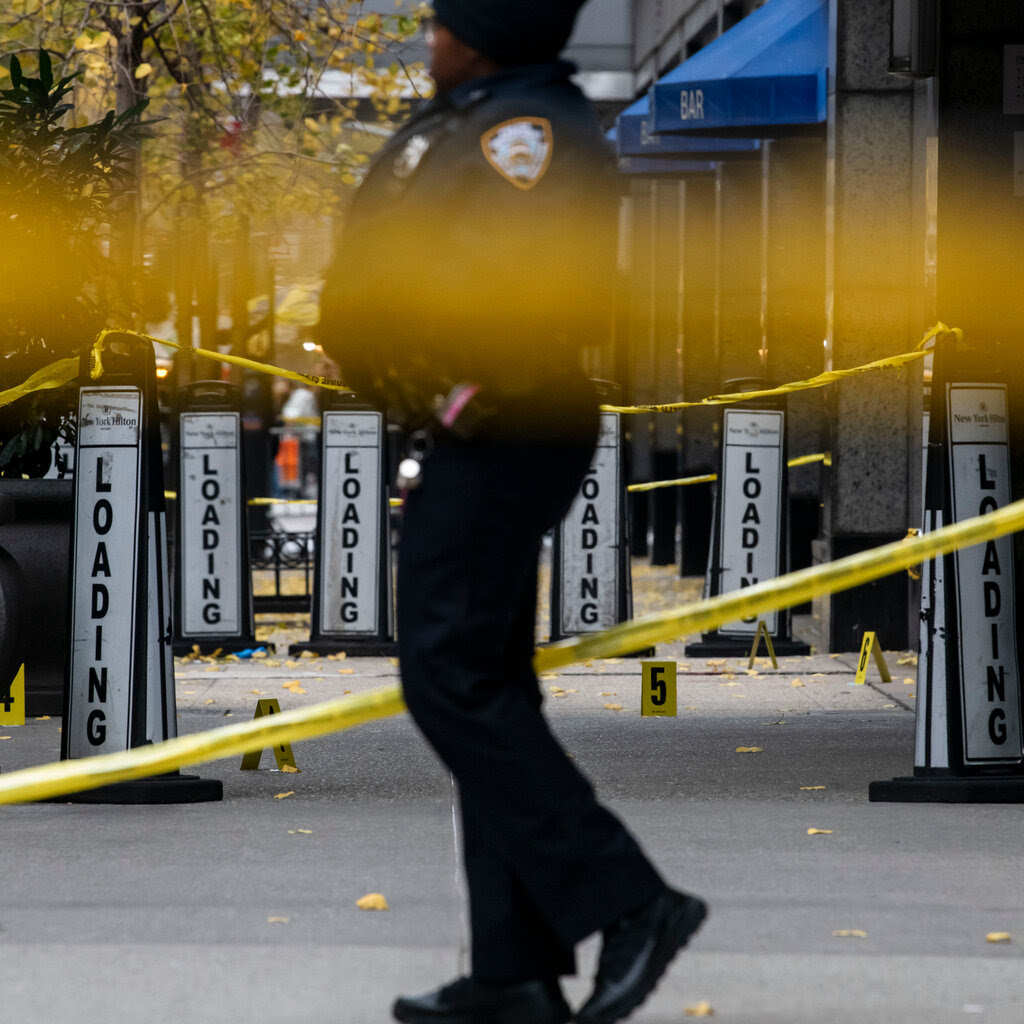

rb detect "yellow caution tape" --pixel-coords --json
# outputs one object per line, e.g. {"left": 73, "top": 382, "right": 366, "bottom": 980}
{"left": 91, "top": 329, "right": 351, "bottom": 394}
{"left": 628, "top": 473, "right": 717, "bottom": 494}
{"left": 0, "top": 357, "right": 79, "bottom": 411}
{"left": 788, "top": 452, "right": 832, "bottom": 469}
{"left": 163, "top": 492, "right": 403, "bottom": 507}
{"left": 628, "top": 453, "right": 831, "bottom": 493}
{"left": 0, "top": 686, "right": 406, "bottom": 806}
{"left": 603, "top": 323, "right": 955, "bottom": 415}
{"left": 534, "top": 493, "right": 1024, "bottom": 671}
{"left": 0, "top": 324, "right": 956, "bottom": 417}
{"left": 0, "top": 490, "right": 1019, "bottom": 804}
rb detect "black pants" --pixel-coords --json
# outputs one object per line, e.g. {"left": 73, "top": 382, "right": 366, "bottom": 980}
{"left": 397, "top": 433, "right": 664, "bottom": 982}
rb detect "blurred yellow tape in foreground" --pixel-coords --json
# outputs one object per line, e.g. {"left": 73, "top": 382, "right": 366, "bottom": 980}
{"left": 0, "top": 688, "right": 406, "bottom": 806}
{"left": 534, "top": 496, "right": 1024, "bottom": 672}
{"left": 1, "top": 494, "right": 1023, "bottom": 805}
{"left": 0, "top": 357, "right": 79, "bottom": 411}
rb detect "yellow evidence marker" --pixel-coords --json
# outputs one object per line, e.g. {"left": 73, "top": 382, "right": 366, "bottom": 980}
{"left": 240, "top": 698, "right": 299, "bottom": 771}
{"left": 0, "top": 664, "right": 25, "bottom": 727}
{"left": 641, "top": 661, "right": 677, "bottom": 717}
{"left": 854, "top": 631, "right": 892, "bottom": 685}
{"left": 747, "top": 620, "right": 779, "bottom": 669}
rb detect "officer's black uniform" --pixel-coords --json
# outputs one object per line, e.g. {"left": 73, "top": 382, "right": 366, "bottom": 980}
{"left": 321, "top": 50, "right": 665, "bottom": 997}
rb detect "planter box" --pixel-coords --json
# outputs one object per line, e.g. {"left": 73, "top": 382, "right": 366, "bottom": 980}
{"left": 0, "top": 479, "right": 72, "bottom": 717}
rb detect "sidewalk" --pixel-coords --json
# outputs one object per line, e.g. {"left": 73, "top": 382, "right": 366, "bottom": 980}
{"left": 0, "top": 569, "right": 1021, "bottom": 1024}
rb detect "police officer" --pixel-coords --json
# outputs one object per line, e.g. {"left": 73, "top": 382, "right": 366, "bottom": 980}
{"left": 319, "top": 3, "right": 706, "bottom": 1022}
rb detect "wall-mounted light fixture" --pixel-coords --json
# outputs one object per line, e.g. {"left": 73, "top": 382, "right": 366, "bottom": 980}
{"left": 889, "top": 0, "right": 938, "bottom": 77}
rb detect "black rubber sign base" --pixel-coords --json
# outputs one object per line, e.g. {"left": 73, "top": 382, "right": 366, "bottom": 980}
{"left": 869, "top": 775, "right": 1024, "bottom": 803}
{"left": 52, "top": 773, "right": 223, "bottom": 805}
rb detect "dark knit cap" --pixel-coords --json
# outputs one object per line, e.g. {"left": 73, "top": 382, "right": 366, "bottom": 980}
{"left": 433, "top": 0, "right": 587, "bottom": 65}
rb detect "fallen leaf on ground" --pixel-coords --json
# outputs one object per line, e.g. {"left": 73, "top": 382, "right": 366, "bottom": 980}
{"left": 204, "top": 698, "right": 216, "bottom": 705}
{"left": 791, "top": 679, "right": 805, "bottom": 687}
{"left": 603, "top": 703, "right": 624, "bottom": 711}
{"left": 807, "top": 827, "right": 834, "bottom": 835}
{"left": 388, "top": 657, "right": 399, "bottom": 667}
{"left": 829, "top": 653, "right": 841, "bottom": 659}
{"left": 274, "top": 791, "right": 295, "bottom": 800}
{"left": 684, "top": 1001, "right": 715, "bottom": 1018}
{"left": 598, "top": 692, "right": 618, "bottom": 696}
{"left": 832, "top": 929, "right": 866, "bottom": 938}
{"left": 288, "top": 829, "right": 313, "bottom": 835}
{"left": 719, "top": 682, "right": 742, "bottom": 687}
{"left": 281, "top": 764, "right": 300, "bottom": 774}
{"left": 267, "top": 916, "right": 289, "bottom": 924}
{"left": 356, "top": 893, "right": 389, "bottom": 911}
{"left": 800, "top": 786, "right": 826, "bottom": 791}
{"left": 549, "top": 685, "right": 565, "bottom": 693}
{"left": 735, "top": 746, "right": 763, "bottom": 753}
{"left": 180, "top": 691, "right": 196, "bottom": 695}
{"left": 300, "top": 650, "right": 316, "bottom": 659}
{"left": 248, "top": 689, "right": 265, "bottom": 695}
{"left": 338, "top": 668, "right": 354, "bottom": 674}
{"left": 897, "top": 654, "right": 918, "bottom": 666}
{"left": 263, "top": 659, "right": 281, "bottom": 668}
{"left": 986, "top": 932, "right": 1012, "bottom": 943}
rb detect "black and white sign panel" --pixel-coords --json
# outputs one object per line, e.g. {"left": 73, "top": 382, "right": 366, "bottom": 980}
{"left": 67, "top": 387, "right": 142, "bottom": 757}
{"left": 180, "top": 412, "right": 243, "bottom": 637}
{"left": 947, "top": 385, "right": 1022, "bottom": 763}
{"left": 718, "top": 409, "right": 784, "bottom": 635}
{"left": 319, "top": 411, "right": 384, "bottom": 635}
{"left": 559, "top": 412, "right": 620, "bottom": 635}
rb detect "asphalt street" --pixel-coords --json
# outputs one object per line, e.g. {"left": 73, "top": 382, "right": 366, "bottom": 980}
{"left": 0, "top": 575, "right": 1021, "bottom": 1024}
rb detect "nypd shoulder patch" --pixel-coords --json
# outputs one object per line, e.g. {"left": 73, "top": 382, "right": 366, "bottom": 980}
{"left": 480, "top": 117, "right": 553, "bottom": 191}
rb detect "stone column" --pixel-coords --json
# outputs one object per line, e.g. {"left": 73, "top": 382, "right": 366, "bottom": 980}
{"left": 815, "top": 0, "right": 920, "bottom": 651}
{"left": 764, "top": 136, "right": 828, "bottom": 590}
{"left": 680, "top": 172, "right": 719, "bottom": 575}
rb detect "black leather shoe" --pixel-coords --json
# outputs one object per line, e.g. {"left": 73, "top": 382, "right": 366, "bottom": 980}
{"left": 392, "top": 976, "right": 572, "bottom": 1024}
{"left": 576, "top": 889, "right": 708, "bottom": 1024}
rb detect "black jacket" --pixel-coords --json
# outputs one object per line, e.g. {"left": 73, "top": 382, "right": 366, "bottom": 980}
{"left": 319, "top": 61, "right": 617, "bottom": 433}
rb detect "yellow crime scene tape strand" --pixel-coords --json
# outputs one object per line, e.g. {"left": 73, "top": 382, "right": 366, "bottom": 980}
{"left": 0, "top": 357, "right": 80, "bottom": 411}
{"left": 0, "top": 688, "right": 407, "bottom": 806}
{"left": 1, "top": 492, "right": 1022, "bottom": 805}
{"left": 0, "top": 324, "right": 955, "bottom": 416}
{"left": 534, "top": 495, "right": 1024, "bottom": 671}
{"left": 628, "top": 452, "right": 831, "bottom": 493}
{"left": 91, "top": 329, "right": 351, "bottom": 393}
{"left": 162, "top": 491, "right": 403, "bottom": 507}
{"left": 601, "top": 323, "right": 955, "bottom": 416}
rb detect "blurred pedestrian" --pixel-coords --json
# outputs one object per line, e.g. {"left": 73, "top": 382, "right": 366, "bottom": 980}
{"left": 320, "top": 3, "right": 706, "bottom": 1022}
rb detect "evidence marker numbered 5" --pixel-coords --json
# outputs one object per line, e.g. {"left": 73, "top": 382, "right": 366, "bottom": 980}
{"left": 641, "top": 661, "right": 678, "bottom": 717}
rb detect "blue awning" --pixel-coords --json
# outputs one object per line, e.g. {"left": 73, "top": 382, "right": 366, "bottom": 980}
{"left": 616, "top": 94, "right": 762, "bottom": 159}
{"left": 650, "top": 0, "right": 827, "bottom": 135}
